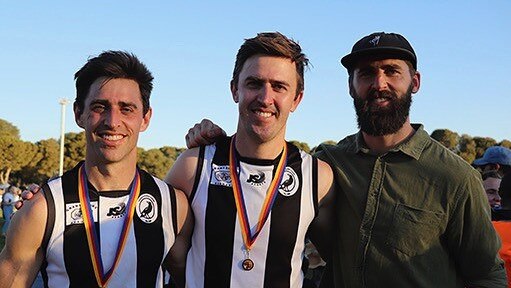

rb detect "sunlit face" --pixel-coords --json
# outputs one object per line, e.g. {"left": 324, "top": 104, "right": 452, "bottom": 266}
{"left": 75, "top": 78, "right": 151, "bottom": 166}
{"left": 350, "top": 59, "right": 420, "bottom": 136}
{"left": 483, "top": 177, "right": 502, "bottom": 208}
{"left": 232, "top": 55, "right": 303, "bottom": 144}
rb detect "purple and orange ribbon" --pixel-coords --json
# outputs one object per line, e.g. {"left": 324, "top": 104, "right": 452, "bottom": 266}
{"left": 229, "top": 135, "right": 287, "bottom": 251}
{"left": 78, "top": 164, "right": 141, "bottom": 287}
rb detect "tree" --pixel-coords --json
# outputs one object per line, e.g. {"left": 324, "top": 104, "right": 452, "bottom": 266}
{"left": 499, "top": 140, "right": 511, "bottom": 149}
{"left": 0, "top": 119, "right": 20, "bottom": 139}
{"left": 16, "top": 139, "right": 60, "bottom": 184}
{"left": 64, "top": 132, "right": 86, "bottom": 170}
{"left": 290, "top": 140, "right": 310, "bottom": 153}
{"left": 137, "top": 148, "right": 173, "bottom": 179}
{"left": 311, "top": 140, "right": 337, "bottom": 153}
{"left": 458, "top": 134, "right": 477, "bottom": 164}
{"left": 0, "top": 136, "right": 37, "bottom": 184}
{"left": 473, "top": 137, "right": 497, "bottom": 159}
{"left": 431, "top": 129, "right": 459, "bottom": 151}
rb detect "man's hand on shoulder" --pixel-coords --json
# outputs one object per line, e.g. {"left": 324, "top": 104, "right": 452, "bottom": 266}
{"left": 185, "top": 119, "right": 226, "bottom": 148}
{"left": 14, "top": 184, "right": 41, "bottom": 210}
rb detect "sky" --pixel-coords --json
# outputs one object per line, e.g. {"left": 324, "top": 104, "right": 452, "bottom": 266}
{"left": 1, "top": 1, "right": 509, "bottom": 149}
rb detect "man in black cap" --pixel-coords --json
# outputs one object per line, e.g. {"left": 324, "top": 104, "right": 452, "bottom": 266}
{"left": 184, "top": 32, "right": 507, "bottom": 287}
{"left": 314, "top": 31, "right": 506, "bottom": 287}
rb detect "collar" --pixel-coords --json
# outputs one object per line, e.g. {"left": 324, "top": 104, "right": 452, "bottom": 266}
{"left": 353, "top": 124, "right": 429, "bottom": 160}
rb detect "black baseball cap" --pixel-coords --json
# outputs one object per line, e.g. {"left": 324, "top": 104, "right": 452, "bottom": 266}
{"left": 341, "top": 32, "right": 417, "bottom": 72}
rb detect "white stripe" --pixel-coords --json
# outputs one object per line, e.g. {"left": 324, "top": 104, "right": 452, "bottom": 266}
{"left": 186, "top": 144, "right": 215, "bottom": 288}
{"left": 45, "top": 177, "right": 71, "bottom": 286}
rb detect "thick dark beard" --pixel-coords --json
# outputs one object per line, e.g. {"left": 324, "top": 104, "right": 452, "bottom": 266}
{"left": 353, "top": 84, "right": 413, "bottom": 136}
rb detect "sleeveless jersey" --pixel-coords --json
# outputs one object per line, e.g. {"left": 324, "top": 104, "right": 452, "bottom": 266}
{"left": 186, "top": 137, "right": 319, "bottom": 288}
{"left": 41, "top": 162, "right": 178, "bottom": 287}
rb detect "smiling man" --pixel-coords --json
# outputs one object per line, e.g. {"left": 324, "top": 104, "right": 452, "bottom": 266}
{"left": 166, "top": 32, "right": 335, "bottom": 287}
{"left": 0, "top": 51, "right": 191, "bottom": 288}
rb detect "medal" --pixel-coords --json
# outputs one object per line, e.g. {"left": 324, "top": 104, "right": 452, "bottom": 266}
{"left": 242, "top": 258, "right": 254, "bottom": 271}
{"left": 229, "top": 135, "right": 287, "bottom": 272}
{"left": 78, "top": 164, "right": 141, "bottom": 287}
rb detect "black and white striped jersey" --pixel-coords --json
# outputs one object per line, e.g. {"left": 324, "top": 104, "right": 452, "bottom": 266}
{"left": 186, "top": 137, "right": 319, "bottom": 288}
{"left": 41, "top": 162, "right": 178, "bottom": 287}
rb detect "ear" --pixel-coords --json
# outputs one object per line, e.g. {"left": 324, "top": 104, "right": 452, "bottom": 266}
{"left": 290, "top": 91, "right": 304, "bottom": 112}
{"left": 411, "top": 71, "right": 421, "bottom": 94}
{"left": 74, "top": 102, "right": 84, "bottom": 129}
{"left": 140, "top": 107, "right": 152, "bottom": 132}
{"left": 230, "top": 80, "right": 239, "bottom": 103}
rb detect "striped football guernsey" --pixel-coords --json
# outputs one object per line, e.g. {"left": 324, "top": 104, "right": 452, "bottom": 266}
{"left": 40, "top": 162, "right": 178, "bottom": 287}
{"left": 186, "top": 136, "right": 319, "bottom": 288}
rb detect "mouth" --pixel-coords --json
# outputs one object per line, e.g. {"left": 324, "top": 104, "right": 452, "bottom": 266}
{"left": 96, "top": 132, "right": 127, "bottom": 146}
{"left": 253, "top": 110, "right": 274, "bottom": 118}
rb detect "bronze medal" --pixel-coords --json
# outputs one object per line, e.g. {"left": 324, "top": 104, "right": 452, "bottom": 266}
{"left": 242, "top": 258, "right": 254, "bottom": 271}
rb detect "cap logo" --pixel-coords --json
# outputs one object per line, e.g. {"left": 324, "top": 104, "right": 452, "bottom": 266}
{"left": 369, "top": 35, "right": 381, "bottom": 46}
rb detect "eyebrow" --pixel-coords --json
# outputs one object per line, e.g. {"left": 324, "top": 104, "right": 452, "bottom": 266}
{"left": 89, "top": 99, "right": 139, "bottom": 109}
{"left": 244, "top": 76, "right": 290, "bottom": 87}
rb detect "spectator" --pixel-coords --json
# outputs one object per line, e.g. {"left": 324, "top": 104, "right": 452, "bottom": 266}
{"left": 473, "top": 146, "right": 511, "bottom": 178}
{"left": 492, "top": 174, "right": 511, "bottom": 287}
{"left": 1, "top": 186, "right": 17, "bottom": 237}
{"left": 483, "top": 171, "right": 502, "bottom": 209}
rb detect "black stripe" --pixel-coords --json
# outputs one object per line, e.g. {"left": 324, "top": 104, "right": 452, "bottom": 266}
{"left": 135, "top": 170, "right": 165, "bottom": 287}
{"left": 204, "top": 136, "right": 236, "bottom": 287}
{"left": 264, "top": 143, "right": 303, "bottom": 288}
{"left": 168, "top": 184, "right": 178, "bottom": 238}
{"left": 312, "top": 157, "right": 319, "bottom": 217}
{"left": 189, "top": 145, "right": 205, "bottom": 202}
{"left": 62, "top": 162, "right": 99, "bottom": 287}
{"left": 40, "top": 183, "right": 54, "bottom": 288}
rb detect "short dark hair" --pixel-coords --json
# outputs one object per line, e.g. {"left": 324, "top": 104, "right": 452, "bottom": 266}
{"left": 231, "top": 32, "right": 309, "bottom": 96}
{"left": 74, "top": 51, "right": 153, "bottom": 116}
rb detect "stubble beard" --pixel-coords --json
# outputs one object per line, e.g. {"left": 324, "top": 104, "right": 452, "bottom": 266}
{"left": 352, "top": 84, "right": 413, "bottom": 136}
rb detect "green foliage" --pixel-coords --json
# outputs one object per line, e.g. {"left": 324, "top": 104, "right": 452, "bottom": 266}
{"left": 290, "top": 140, "right": 311, "bottom": 153}
{"left": 64, "top": 132, "right": 86, "bottom": 170}
{"left": 2, "top": 117, "right": 511, "bottom": 185}
{"left": 0, "top": 119, "right": 20, "bottom": 139}
{"left": 16, "top": 139, "right": 60, "bottom": 184}
{"left": 431, "top": 129, "right": 459, "bottom": 151}
{"left": 499, "top": 140, "right": 511, "bottom": 149}
{"left": 0, "top": 136, "right": 38, "bottom": 184}
{"left": 458, "top": 134, "right": 477, "bottom": 164}
{"left": 137, "top": 148, "right": 174, "bottom": 179}
{"left": 473, "top": 137, "right": 497, "bottom": 159}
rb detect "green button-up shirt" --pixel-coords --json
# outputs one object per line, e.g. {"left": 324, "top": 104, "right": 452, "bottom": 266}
{"left": 316, "top": 124, "right": 506, "bottom": 287}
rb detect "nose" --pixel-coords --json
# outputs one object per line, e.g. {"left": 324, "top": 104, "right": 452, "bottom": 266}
{"left": 104, "top": 108, "right": 121, "bottom": 128}
{"left": 257, "top": 84, "right": 274, "bottom": 106}
{"left": 372, "top": 71, "right": 388, "bottom": 91}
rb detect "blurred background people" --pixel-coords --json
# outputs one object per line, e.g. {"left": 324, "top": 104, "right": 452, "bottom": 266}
{"left": 473, "top": 146, "right": 511, "bottom": 179}
{"left": 1, "top": 185, "right": 18, "bottom": 237}
{"left": 492, "top": 174, "right": 511, "bottom": 287}
{"left": 483, "top": 171, "right": 502, "bottom": 209}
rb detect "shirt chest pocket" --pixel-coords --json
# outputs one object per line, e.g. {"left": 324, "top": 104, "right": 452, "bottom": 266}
{"left": 385, "top": 203, "right": 445, "bottom": 256}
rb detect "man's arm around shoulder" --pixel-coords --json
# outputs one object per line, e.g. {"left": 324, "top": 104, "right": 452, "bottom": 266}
{"left": 0, "top": 192, "right": 47, "bottom": 287}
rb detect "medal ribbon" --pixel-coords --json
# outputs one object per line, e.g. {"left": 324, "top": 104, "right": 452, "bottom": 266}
{"left": 229, "top": 135, "right": 287, "bottom": 251}
{"left": 78, "top": 164, "right": 141, "bottom": 287}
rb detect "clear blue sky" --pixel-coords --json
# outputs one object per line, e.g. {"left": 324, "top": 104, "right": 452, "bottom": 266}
{"left": 1, "top": 1, "right": 509, "bottom": 149}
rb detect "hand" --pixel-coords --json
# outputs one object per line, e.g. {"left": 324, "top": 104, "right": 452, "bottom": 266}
{"left": 14, "top": 184, "right": 41, "bottom": 210}
{"left": 185, "top": 119, "right": 226, "bottom": 148}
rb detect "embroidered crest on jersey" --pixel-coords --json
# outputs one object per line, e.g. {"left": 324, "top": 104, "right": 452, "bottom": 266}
{"left": 136, "top": 194, "right": 158, "bottom": 223}
{"left": 107, "top": 202, "right": 127, "bottom": 218}
{"left": 278, "top": 167, "right": 299, "bottom": 196}
{"left": 66, "top": 202, "right": 98, "bottom": 225}
{"left": 247, "top": 171, "right": 266, "bottom": 186}
{"left": 211, "top": 163, "right": 232, "bottom": 187}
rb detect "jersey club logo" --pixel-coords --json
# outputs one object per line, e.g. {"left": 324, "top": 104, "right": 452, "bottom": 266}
{"left": 136, "top": 194, "right": 158, "bottom": 224}
{"left": 211, "top": 164, "right": 232, "bottom": 187}
{"left": 279, "top": 167, "right": 299, "bottom": 196}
